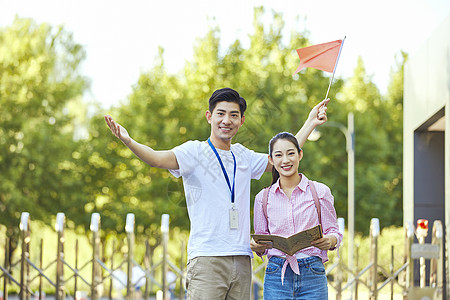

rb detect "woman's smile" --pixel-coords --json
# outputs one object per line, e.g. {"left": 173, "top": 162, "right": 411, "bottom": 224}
{"left": 281, "top": 165, "right": 293, "bottom": 171}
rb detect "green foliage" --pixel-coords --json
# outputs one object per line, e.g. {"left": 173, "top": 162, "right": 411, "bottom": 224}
{"left": 0, "top": 6, "right": 405, "bottom": 243}
{"left": 91, "top": 7, "right": 333, "bottom": 237}
{"left": 0, "top": 17, "right": 88, "bottom": 238}
{"left": 383, "top": 51, "right": 407, "bottom": 226}
{"left": 334, "top": 55, "right": 405, "bottom": 233}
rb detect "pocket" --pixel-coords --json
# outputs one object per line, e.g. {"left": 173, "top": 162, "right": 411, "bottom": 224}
{"left": 186, "top": 257, "right": 199, "bottom": 281}
{"left": 309, "top": 260, "right": 326, "bottom": 275}
{"left": 265, "top": 260, "right": 280, "bottom": 275}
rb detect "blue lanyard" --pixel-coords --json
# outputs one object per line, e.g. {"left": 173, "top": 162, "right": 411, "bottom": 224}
{"left": 207, "top": 138, "right": 236, "bottom": 204}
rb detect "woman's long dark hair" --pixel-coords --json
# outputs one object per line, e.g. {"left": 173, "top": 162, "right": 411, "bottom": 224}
{"left": 269, "top": 132, "right": 302, "bottom": 185}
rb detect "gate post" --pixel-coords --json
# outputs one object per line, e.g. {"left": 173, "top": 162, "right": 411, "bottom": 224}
{"left": 417, "top": 219, "right": 428, "bottom": 288}
{"left": 431, "top": 220, "right": 443, "bottom": 298}
{"left": 161, "top": 214, "right": 169, "bottom": 299}
{"left": 405, "top": 221, "right": 414, "bottom": 293}
{"left": 144, "top": 240, "right": 150, "bottom": 300}
{"left": 3, "top": 236, "right": 9, "bottom": 300}
{"left": 369, "top": 218, "right": 380, "bottom": 300}
{"left": 55, "top": 213, "right": 66, "bottom": 300}
{"left": 406, "top": 219, "right": 442, "bottom": 299}
{"left": 179, "top": 238, "right": 186, "bottom": 300}
{"left": 335, "top": 217, "right": 345, "bottom": 300}
{"left": 19, "top": 212, "right": 30, "bottom": 300}
{"left": 125, "top": 213, "right": 135, "bottom": 300}
{"left": 90, "top": 213, "right": 101, "bottom": 300}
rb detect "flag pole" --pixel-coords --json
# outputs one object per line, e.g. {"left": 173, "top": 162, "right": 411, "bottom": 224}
{"left": 324, "top": 36, "right": 346, "bottom": 100}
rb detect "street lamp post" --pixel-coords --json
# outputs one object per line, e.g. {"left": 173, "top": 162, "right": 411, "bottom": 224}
{"left": 346, "top": 112, "right": 355, "bottom": 295}
{"left": 309, "top": 112, "right": 355, "bottom": 296}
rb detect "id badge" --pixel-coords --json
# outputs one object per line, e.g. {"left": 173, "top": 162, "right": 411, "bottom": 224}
{"left": 229, "top": 205, "right": 239, "bottom": 229}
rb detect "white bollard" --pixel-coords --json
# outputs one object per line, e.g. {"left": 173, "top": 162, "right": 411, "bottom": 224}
{"left": 125, "top": 213, "right": 135, "bottom": 233}
{"left": 20, "top": 212, "right": 30, "bottom": 231}
{"left": 156, "top": 290, "right": 163, "bottom": 300}
{"left": 161, "top": 214, "right": 170, "bottom": 233}
{"left": 90, "top": 213, "right": 100, "bottom": 232}
{"left": 371, "top": 218, "right": 380, "bottom": 237}
{"left": 338, "top": 217, "right": 345, "bottom": 235}
{"left": 55, "top": 213, "right": 65, "bottom": 232}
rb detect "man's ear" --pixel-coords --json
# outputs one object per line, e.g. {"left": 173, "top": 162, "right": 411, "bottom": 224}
{"left": 206, "top": 110, "right": 212, "bottom": 124}
{"left": 240, "top": 115, "right": 245, "bottom": 126}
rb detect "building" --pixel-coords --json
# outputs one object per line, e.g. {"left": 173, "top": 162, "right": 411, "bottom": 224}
{"left": 404, "top": 13, "right": 450, "bottom": 295}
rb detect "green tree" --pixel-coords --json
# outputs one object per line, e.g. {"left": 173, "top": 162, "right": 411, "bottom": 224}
{"left": 74, "top": 48, "right": 193, "bottom": 248}
{"left": 0, "top": 18, "right": 88, "bottom": 249}
{"left": 0, "top": 7, "right": 407, "bottom": 268}
{"left": 382, "top": 51, "right": 406, "bottom": 226}
{"left": 336, "top": 57, "right": 402, "bottom": 233}
{"left": 91, "top": 8, "right": 404, "bottom": 242}
{"left": 98, "top": 7, "right": 343, "bottom": 239}
{"left": 86, "top": 7, "right": 404, "bottom": 238}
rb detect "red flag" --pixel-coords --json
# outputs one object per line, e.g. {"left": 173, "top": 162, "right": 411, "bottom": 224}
{"left": 293, "top": 39, "right": 343, "bottom": 75}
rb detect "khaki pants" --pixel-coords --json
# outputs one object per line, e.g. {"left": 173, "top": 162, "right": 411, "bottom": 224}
{"left": 186, "top": 255, "right": 251, "bottom": 300}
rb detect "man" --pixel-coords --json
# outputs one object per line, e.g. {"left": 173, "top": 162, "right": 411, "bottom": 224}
{"left": 105, "top": 87, "right": 328, "bottom": 299}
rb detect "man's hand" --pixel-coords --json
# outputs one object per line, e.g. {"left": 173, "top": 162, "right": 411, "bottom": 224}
{"left": 104, "top": 115, "right": 179, "bottom": 169}
{"left": 293, "top": 98, "right": 330, "bottom": 149}
{"left": 105, "top": 115, "right": 132, "bottom": 145}
{"left": 250, "top": 238, "right": 273, "bottom": 254}
{"left": 307, "top": 98, "right": 329, "bottom": 127}
{"left": 311, "top": 234, "right": 337, "bottom": 250}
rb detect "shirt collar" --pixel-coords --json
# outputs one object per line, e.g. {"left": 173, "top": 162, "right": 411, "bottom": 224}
{"left": 273, "top": 173, "right": 309, "bottom": 193}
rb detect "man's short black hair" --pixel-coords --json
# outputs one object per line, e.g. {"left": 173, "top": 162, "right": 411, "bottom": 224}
{"left": 208, "top": 88, "right": 247, "bottom": 116}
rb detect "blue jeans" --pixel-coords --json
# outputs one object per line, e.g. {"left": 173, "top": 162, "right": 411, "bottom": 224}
{"left": 263, "top": 256, "right": 328, "bottom": 299}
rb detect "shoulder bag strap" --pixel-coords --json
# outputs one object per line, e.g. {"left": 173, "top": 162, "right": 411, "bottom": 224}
{"left": 262, "top": 186, "right": 270, "bottom": 220}
{"left": 309, "top": 180, "right": 322, "bottom": 227}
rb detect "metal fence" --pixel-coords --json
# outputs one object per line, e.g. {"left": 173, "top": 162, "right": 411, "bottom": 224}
{"left": 1, "top": 214, "right": 444, "bottom": 300}
{"left": 1, "top": 212, "right": 185, "bottom": 300}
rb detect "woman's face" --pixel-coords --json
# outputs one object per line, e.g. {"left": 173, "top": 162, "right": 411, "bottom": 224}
{"left": 269, "top": 139, "right": 303, "bottom": 178}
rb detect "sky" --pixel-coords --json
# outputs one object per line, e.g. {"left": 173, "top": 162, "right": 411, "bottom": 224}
{"left": 1, "top": 0, "right": 449, "bottom": 109}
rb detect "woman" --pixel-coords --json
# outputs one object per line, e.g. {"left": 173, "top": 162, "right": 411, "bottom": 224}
{"left": 251, "top": 132, "right": 342, "bottom": 299}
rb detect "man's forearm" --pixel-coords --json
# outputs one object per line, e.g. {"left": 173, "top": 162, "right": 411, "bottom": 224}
{"left": 126, "top": 139, "right": 159, "bottom": 166}
{"left": 125, "top": 139, "right": 178, "bottom": 169}
{"left": 295, "top": 118, "right": 316, "bottom": 148}
{"left": 294, "top": 98, "right": 328, "bottom": 147}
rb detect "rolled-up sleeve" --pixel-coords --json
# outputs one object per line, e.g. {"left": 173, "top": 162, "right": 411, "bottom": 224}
{"left": 319, "top": 184, "right": 343, "bottom": 250}
{"left": 168, "top": 141, "right": 198, "bottom": 178}
{"left": 253, "top": 189, "right": 270, "bottom": 257}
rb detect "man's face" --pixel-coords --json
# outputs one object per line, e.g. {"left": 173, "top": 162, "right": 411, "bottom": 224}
{"left": 206, "top": 101, "right": 245, "bottom": 142}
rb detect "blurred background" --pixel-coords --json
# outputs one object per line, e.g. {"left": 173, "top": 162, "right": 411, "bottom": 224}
{"left": 0, "top": 2, "right": 449, "bottom": 296}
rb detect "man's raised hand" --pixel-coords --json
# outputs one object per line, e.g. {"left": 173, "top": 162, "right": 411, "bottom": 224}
{"left": 104, "top": 115, "right": 131, "bottom": 145}
{"left": 308, "top": 98, "right": 329, "bottom": 127}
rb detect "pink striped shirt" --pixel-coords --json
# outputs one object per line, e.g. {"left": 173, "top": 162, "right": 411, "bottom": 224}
{"left": 253, "top": 173, "right": 343, "bottom": 263}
